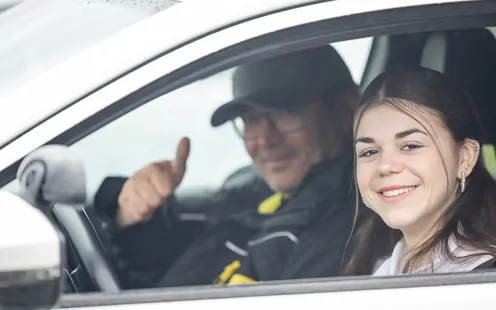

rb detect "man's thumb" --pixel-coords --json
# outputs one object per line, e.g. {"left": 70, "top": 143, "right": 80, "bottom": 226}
{"left": 172, "top": 137, "right": 190, "bottom": 182}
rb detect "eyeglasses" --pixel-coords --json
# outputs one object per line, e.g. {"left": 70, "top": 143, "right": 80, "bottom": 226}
{"left": 232, "top": 107, "right": 306, "bottom": 140}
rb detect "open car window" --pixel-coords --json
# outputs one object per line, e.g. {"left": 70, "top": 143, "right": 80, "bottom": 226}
{"left": 54, "top": 25, "right": 496, "bottom": 293}
{"left": 53, "top": 38, "right": 373, "bottom": 198}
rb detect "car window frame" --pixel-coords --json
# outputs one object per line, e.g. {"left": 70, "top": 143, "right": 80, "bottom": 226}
{"left": 1, "top": 0, "right": 496, "bottom": 307}
{"left": 58, "top": 274, "right": 496, "bottom": 308}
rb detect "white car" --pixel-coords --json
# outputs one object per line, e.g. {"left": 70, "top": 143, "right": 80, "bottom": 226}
{"left": 1, "top": 0, "right": 496, "bottom": 309}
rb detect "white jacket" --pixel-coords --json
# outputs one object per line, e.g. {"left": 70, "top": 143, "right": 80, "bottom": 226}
{"left": 374, "top": 236, "right": 495, "bottom": 276}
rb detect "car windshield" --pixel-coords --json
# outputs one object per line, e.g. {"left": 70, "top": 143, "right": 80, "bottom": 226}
{"left": 0, "top": 0, "right": 181, "bottom": 97}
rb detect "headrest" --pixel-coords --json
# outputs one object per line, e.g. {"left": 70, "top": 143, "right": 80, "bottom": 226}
{"left": 17, "top": 145, "right": 86, "bottom": 207}
{"left": 421, "top": 28, "right": 496, "bottom": 143}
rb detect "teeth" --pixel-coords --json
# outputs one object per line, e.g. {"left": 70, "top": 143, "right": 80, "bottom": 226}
{"left": 382, "top": 186, "right": 416, "bottom": 197}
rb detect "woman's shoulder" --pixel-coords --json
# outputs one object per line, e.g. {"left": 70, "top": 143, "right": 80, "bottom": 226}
{"left": 372, "top": 256, "right": 392, "bottom": 276}
{"left": 472, "top": 256, "right": 496, "bottom": 271}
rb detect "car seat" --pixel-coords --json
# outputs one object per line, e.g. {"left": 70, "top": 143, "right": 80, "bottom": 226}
{"left": 420, "top": 28, "right": 496, "bottom": 174}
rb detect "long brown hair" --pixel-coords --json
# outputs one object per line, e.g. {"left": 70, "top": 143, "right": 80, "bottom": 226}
{"left": 344, "top": 67, "right": 496, "bottom": 275}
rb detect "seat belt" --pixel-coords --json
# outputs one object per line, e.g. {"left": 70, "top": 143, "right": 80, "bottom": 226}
{"left": 482, "top": 144, "right": 496, "bottom": 176}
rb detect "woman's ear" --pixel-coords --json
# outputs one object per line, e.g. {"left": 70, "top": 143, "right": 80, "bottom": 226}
{"left": 458, "top": 138, "right": 480, "bottom": 178}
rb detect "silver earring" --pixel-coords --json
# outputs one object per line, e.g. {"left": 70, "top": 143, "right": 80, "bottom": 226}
{"left": 460, "top": 171, "right": 466, "bottom": 193}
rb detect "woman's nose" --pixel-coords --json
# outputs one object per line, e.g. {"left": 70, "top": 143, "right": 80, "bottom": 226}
{"left": 377, "top": 150, "right": 403, "bottom": 176}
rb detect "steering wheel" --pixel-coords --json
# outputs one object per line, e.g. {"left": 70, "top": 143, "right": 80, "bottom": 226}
{"left": 51, "top": 202, "right": 121, "bottom": 293}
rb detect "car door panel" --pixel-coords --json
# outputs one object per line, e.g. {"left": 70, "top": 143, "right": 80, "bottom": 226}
{"left": 58, "top": 275, "right": 496, "bottom": 309}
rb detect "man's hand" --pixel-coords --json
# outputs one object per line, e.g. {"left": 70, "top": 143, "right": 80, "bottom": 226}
{"left": 116, "top": 137, "right": 190, "bottom": 228}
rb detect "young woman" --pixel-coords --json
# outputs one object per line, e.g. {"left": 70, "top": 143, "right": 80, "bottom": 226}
{"left": 345, "top": 67, "right": 496, "bottom": 276}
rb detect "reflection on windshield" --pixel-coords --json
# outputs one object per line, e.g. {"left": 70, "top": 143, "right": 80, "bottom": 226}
{"left": 0, "top": 0, "right": 179, "bottom": 97}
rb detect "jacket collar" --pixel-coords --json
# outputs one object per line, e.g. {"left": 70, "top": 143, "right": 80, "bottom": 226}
{"left": 236, "top": 153, "right": 355, "bottom": 229}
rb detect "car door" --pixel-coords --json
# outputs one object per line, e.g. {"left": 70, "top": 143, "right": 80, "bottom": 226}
{"left": 2, "top": 0, "right": 496, "bottom": 309}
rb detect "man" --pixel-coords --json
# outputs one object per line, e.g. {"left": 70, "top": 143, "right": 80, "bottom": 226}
{"left": 94, "top": 45, "right": 360, "bottom": 289}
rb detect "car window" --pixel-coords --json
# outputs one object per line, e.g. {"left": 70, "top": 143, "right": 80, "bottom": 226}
{"left": 57, "top": 30, "right": 496, "bottom": 198}
{"left": 0, "top": 0, "right": 179, "bottom": 97}
{"left": 65, "top": 37, "right": 373, "bottom": 198}
{"left": 58, "top": 25, "right": 496, "bottom": 295}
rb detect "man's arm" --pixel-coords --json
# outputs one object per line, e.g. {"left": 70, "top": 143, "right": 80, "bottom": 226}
{"left": 93, "top": 161, "right": 269, "bottom": 289}
{"left": 93, "top": 176, "right": 205, "bottom": 289}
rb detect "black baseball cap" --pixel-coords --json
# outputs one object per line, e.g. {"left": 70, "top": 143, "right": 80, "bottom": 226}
{"left": 210, "top": 45, "right": 355, "bottom": 127}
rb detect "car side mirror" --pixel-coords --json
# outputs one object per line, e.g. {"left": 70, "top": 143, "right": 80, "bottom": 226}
{"left": 0, "top": 190, "right": 63, "bottom": 309}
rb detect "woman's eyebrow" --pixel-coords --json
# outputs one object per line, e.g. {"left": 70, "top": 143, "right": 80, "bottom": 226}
{"left": 395, "top": 128, "right": 428, "bottom": 139}
{"left": 355, "top": 137, "right": 374, "bottom": 145}
{"left": 355, "top": 128, "right": 427, "bottom": 145}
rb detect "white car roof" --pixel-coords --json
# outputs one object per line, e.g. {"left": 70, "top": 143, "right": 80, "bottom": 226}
{"left": 0, "top": 0, "right": 313, "bottom": 94}
{"left": 0, "top": 0, "right": 182, "bottom": 96}
{"left": 0, "top": 0, "right": 23, "bottom": 10}
{"left": 0, "top": 0, "right": 473, "bottom": 146}
{"left": 0, "top": 0, "right": 473, "bottom": 100}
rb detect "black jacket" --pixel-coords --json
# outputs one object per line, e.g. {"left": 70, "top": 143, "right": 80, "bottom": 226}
{"left": 93, "top": 155, "right": 358, "bottom": 289}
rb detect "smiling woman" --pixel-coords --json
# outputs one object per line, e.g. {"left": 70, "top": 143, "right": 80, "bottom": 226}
{"left": 345, "top": 66, "right": 496, "bottom": 276}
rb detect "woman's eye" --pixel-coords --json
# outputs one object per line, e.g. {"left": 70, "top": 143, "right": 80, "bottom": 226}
{"left": 402, "top": 143, "right": 422, "bottom": 151}
{"left": 359, "top": 149, "right": 378, "bottom": 157}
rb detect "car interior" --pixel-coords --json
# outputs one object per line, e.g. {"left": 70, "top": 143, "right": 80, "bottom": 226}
{"left": 15, "top": 26, "right": 496, "bottom": 295}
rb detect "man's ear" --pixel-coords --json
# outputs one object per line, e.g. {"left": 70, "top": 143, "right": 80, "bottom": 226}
{"left": 458, "top": 138, "right": 480, "bottom": 178}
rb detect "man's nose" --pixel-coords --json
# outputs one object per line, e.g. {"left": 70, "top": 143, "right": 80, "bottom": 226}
{"left": 377, "top": 149, "right": 403, "bottom": 177}
{"left": 256, "top": 118, "right": 283, "bottom": 146}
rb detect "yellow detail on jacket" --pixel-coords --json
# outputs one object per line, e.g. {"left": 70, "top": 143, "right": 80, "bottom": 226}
{"left": 213, "top": 260, "right": 241, "bottom": 284}
{"left": 228, "top": 273, "right": 256, "bottom": 285}
{"left": 257, "top": 192, "right": 283, "bottom": 214}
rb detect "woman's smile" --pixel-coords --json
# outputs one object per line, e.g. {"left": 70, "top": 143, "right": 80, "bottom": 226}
{"left": 377, "top": 185, "right": 419, "bottom": 203}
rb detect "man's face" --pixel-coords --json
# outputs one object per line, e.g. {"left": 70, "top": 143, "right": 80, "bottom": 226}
{"left": 238, "top": 101, "right": 342, "bottom": 193}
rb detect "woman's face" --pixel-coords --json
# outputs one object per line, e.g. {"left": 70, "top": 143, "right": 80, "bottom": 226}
{"left": 355, "top": 102, "right": 464, "bottom": 243}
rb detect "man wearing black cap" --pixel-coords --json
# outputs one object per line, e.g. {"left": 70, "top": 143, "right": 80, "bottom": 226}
{"left": 94, "top": 45, "right": 361, "bottom": 289}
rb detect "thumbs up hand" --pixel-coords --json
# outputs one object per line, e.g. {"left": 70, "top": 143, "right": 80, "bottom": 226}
{"left": 116, "top": 137, "right": 191, "bottom": 228}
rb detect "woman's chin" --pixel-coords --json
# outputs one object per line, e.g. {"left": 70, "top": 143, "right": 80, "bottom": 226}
{"left": 381, "top": 216, "right": 416, "bottom": 231}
